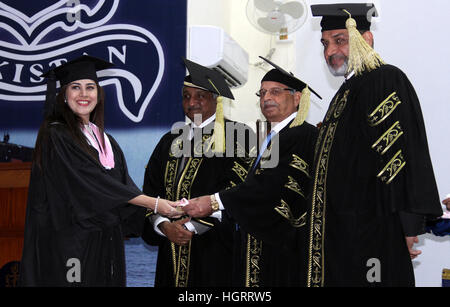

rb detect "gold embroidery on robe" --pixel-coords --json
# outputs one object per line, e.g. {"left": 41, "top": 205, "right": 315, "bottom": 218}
{"left": 289, "top": 154, "right": 310, "bottom": 177}
{"left": 325, "top": 94, "right": 340, "bottom": 122}
{"left": 175, "top": 242, "right": 191, "bottom": 287}
{"left": 333, "top": 90, "right": 350, "bottom": 119}
{"left": 285, "top": 176, "right": 305, "bottom": 198}
{"left": 170, "top": 138, "right": 184, "bottom": 158}
{"left": 254, "top": 168, "right": 264, "bottom": 175}
{"left": 368, "top": 92, "right": 402, "bottom": 127}
{"left": 164, "top": 159, "right": 179, "bottom": 201}
{"left": 314, "top": 125, "right": 326, "bottom": 158}
{"left": 372, "top": 121, "right": 403, "bottom": 155}
{"left": 164, "top": 156, "right": 203, "bottom": 287}
{"left": 232, "top": 161, "right": 248, "bottom": 182}
{"left": 274, "top": 199, "right": 307, "bottom": 228}
{"left": 193, "top": 134, "right": 214, "bottom": 157}
{"left": 246, "top": 234, "right": 262, "bottom": 287}
{"left": 308, "top": 121, "right": 338, "bottom": 287}
{"left": 377, "top": 149, "right": 406, "bottom": 184}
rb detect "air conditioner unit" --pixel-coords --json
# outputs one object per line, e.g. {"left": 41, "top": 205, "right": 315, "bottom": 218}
{"left": 188, "top": 25, "right": 249, "bottom": 88}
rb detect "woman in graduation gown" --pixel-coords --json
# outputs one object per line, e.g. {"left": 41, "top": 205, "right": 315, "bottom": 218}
{"left": 19, "top": 55, "right": 179, "bottom": 287}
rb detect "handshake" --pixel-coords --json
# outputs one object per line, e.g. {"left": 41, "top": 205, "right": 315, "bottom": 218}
{"left": 155, "top": 195, "right": 218, "bottom": 218}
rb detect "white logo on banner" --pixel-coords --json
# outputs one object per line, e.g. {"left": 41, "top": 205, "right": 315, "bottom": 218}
{"left": 0, "top": 0, "right": 164, "bottom": 122}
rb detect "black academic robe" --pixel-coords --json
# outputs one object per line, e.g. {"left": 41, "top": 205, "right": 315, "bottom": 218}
{"left": 141, "top": 120, "right": 254, "bottom": 287}
{"left": 219, "top": 121, "right": 318, "bottom": 287}
{"left": 20, "top": 123, "right": 146, "bottom": 287}
{"left": 307, "top": 65, "right": 443, "bottom": 287}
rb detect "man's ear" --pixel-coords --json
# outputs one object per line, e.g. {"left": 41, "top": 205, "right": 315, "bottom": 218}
{"left": 362, "top": 31, "right": 374, "bottom": 47}
{"left": 294, "top": 91, "right": 302, "bottom": 108}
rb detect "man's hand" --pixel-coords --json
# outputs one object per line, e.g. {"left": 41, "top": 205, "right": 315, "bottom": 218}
{"left": 159, "top": 217, "right": 193, "bottom": 246}
{"left": 182, "top": 195, "right": 213, "bottom": 218}
{"left": 405, "top": 236, "right": 422, "bottom": 259}
{"left": 442, "top": 197, "right": 450, "bottom": 211}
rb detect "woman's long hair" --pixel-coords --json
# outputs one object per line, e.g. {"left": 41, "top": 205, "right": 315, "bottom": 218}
{"left": 33, "top": 81, "right": 106, "bottom": 169}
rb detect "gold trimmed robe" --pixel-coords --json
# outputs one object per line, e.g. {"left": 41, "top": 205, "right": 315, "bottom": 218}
{"left": 307, "top": 64, "right": 442, "bottom": 287}
{"left": 219, "top": 121, "right": 318, "bottom": 287}
{"left": 141, "top": 120, "right": 254, "bottom": 287}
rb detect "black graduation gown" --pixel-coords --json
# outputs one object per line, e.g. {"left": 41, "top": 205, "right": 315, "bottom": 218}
{"left": 307, "top": 65, "right": 443, "bottom": 287}
{"left": 141, "top": 120, "right": 254, "bottom": 287}
{"left": 219, "top": 121, "right": 318, "bottom": 287}
{"left": 20, "top": 124, "right": 146, "bottom": 287}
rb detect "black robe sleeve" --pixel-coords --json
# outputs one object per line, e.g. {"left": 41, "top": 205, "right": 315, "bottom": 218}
{"left": 219, "top": 122, "right": 318, "bottom": 251}
{"left": 42, "top": 124, "right": 143, "bottom": 230}
{"left": 360, "top": 65, "right": 442, "bottom": 221}
{"left": 141, "top": 133, "right": 172, "bottom": 246}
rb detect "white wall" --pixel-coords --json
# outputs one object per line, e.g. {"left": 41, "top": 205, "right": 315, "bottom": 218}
{"left": 188, "top": 0, "right": 449, "bottom": 286}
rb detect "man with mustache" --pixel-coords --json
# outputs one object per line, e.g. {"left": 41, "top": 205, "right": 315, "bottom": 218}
{"left": 306, "top": 3, "right": 443, "bottom": 286}
{"left": 182, "top": 57, "right": 320, "bottom": 286}
{"left": 141, "top": 60, "right": 254, "bottom": 287}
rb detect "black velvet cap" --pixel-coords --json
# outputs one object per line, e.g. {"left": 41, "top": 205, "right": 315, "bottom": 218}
{"left": 41, "top": 55, "right": 114, "bottom": 86}
{"left": 260, "top": 56, "right": 321, "bottom": 99}
{"left": 311, "top": 3, "right": 378, "bottom": 31}
{"left": 183, "top": 58, "right": 234, "bottom": 100}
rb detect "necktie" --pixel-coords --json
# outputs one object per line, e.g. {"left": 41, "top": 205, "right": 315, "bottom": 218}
{"left": 252, "top": 131, "right": 274, "bottom": 172}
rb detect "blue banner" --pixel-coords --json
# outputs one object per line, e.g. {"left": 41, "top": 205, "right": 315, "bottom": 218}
{"left": 0, "top": 0, "right": 186, "bottom": 129}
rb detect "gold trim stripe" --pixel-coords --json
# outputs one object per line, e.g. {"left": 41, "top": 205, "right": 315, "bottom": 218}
{"left": 377, "top": 150, "right": 406, "bottom": 184}
{"left": 232, "top": 161, "right": 248, "bottom": 182}
{"left": 245, "top": 234, "right": 262, "bottom": 287}
{"left": 307, "top": 122, "right": 338, "bottom": 287}
{"left": 371, "top": 121, "right": 403, "bottom": 155}
{"left": 274, "top": 199, "right": 307, "bottom": 228}
{"left": 289, "top": 154, "right": 310, "bottom": 177}
{"left": 285, "top": 176, "right": 305, "bottom": 198}
{"left": 368, "top": 92, "right": 402, "bottom": 127}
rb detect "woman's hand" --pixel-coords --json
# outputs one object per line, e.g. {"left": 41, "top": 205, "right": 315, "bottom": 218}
{"left": 156, "top": 198, "right": 183, "bottom": 218}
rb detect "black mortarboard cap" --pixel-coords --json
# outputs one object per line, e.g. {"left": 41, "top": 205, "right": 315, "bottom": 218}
{"left": 311, "top": 3, "right": 378, "bottom": 31}
{"left": 259, "top": 56, "right": 321, "bottom": 99}
{"left": 182, "top": 58, "right": 234, "bottom": 100}
{"left": 40, "top": 55, "right": 113, "bottom": 118}
{"left": 41, "top": 55, "right": 114, "bottom": 87}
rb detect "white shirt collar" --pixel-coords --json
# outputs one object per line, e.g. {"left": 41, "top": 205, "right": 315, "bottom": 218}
{"left": 345, "top": 70, "right": 355, "bottom": 81}
{"left": 270, "top": 112, "right": 297, "bottom": 135}
{"left": 188, "top": 114, "right": 216, "bottom": 140}
{"left": 191, "top": 113, "right": 216, "bottom": 129}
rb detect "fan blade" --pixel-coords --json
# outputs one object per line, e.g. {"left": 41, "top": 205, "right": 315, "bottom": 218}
{"left": 254, "top": 0, "right": 278, "bottom": 12}
{"left": 279, "top": 1, "right": 304, "bottom": 19}
{"left": 257, "top": 16, "right": 284, "bottom": 33}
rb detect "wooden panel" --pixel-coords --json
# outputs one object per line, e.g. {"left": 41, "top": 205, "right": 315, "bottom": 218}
{"left": 0, "top": 162, "right": 31, "bottom": 188}
{"left": 0, "top": 238, "right": 24, "bottom": 268}
{"left": 0, "top": 188, "right": 27, "bottom": 228}
{"left": 0, "top": 162, "right": 30, "bottom": 272}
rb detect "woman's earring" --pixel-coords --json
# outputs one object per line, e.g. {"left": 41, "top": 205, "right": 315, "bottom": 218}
{"left": 64, "top": 98, "right": 68, "bottom": 104}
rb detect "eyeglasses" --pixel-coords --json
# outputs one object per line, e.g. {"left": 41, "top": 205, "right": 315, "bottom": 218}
{"left": 256, "top": 87, "right": 295, "bottom": 99}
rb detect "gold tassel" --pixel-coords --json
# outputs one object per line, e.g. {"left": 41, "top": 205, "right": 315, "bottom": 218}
{"left": 343, "top": 10, "right": 385, "bottom": 76}
{"left": 290, "top": 86, "right": 311, "bottom": 128}
{"left": 213, "top": 96, "right": 225, "bottom": 153}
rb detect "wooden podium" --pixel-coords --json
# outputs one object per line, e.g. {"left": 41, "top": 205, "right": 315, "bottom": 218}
{"left": 0, "top": 162, "right": 31, "bottom": 274}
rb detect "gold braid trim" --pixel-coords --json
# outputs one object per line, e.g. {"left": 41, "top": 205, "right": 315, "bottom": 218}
{"left": 290, "top": 86, "right": 311, "bottom": 128}
{"left": 289, "top": 154, "right": 310, "bottom": 177}
{"left": 274, "top": 199, "right": 307, "bottom": 228}
{"left": 245, "top": 234, "right": 262, "bottom": 287}
{"left": 213, "top": 96, "right": 225, "bottom": 153}
{"left": 377, "top": 149, "right": 406, "bottom": 184}
{"left": 372, "top": 121, "right": 403, "bottom": 155}
{"left": 368, "top": 92, "right": 402, "bottom": 127}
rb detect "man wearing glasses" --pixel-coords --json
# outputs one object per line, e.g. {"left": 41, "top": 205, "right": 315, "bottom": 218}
{"left": 182, "top": 57, "right": 320, "bottom": 286}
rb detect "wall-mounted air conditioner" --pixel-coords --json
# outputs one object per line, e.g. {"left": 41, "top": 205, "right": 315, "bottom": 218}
{"left": 188, "top": 25, "right": 249, "bottom": 88}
